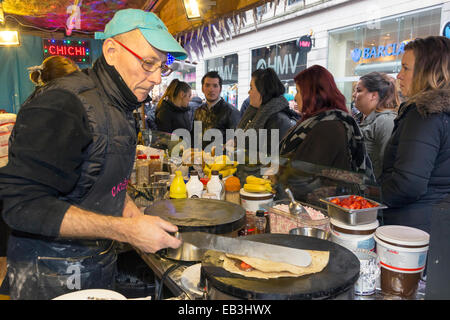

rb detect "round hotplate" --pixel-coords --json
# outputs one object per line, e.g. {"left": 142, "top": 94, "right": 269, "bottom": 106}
{"left": 200, "top": 234, "right": 360, "bottom": 300}
{"left": 144, "top": 198, "right": 246, "bottom": 234}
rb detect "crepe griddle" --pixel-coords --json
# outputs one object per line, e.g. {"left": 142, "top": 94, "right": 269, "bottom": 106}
{"left": 144, "top": 198, "right": 246, "bottom": 234}
{"left": 200, "top": 234, "right": 360, "bottom": 300}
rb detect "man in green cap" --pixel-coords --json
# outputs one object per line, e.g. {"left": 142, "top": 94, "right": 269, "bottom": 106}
{"left": 0, "top": 9, "right": 186, "bottom": 300}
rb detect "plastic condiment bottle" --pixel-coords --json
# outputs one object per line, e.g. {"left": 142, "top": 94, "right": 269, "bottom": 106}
{"left": 148, "top": 155, "right": 162, "bottom": 176}
{"left": 206, "top": 170, "right": 223, "bottom": 200}
{"left": 255, "top": 210, "right": 267, "bottom": 234}
{"left": 136, "top": 154, "right": 149, "bottom": 186}
{"left": 218, "top": 174, "right": 226, "bottom": 200}
{"left": 169, "top": 170, "right": 187, "bottom": 199}
{"left": 186, "top": 170, "right": 204, "bottom": 198}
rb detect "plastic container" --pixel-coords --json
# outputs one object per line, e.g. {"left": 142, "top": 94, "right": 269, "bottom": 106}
{"left": 374, "top": 225, "right": 430, "bottom": 297}
{"left": 136, "top": 154, "right": 149, "bottom": 186}
{"left": 148, "top": 155, "right": 162, "bottom": 176}
{"left": 206, "top": 171, "right": 223, "bottom": 200}
{"left": 330, "top": 218, "right": 379, "bottom": 252}
{"left": 255, "top": 210, "right": 267, "bottom": 234}
{"left": 169, "top": 170, "right": 187, "bottom": 199}
{"left": 239, "top": 188, "right": 274, "bottom": 214}
{"left": 224, "top": 176, "right": 241, "bottom": 205}
{"left": 263, "top": 200, "right": 329, "bottom": 234}
{"left": 186, "top": 171, "right": 204, "bottom": 199}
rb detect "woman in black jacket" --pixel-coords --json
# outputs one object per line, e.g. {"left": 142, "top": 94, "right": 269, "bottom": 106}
{"left": 280, "top": 65, "right": 374, "bottom": 178}
{"left": 380, "top": 36, "right": 450, "bottom": 233}
{"left": 155, "top": 79, "right": 193, "bottom": 134}
{"left": 237, "top": 68, "right": 298, "bottom": 156}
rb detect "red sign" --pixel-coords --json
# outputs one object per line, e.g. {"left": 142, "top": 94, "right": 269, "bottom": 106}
{"left": 43, "top": 39, "right": 91, "bottom": 64}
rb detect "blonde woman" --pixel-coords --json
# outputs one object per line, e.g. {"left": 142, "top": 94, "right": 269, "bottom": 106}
{"left": 155, "top": 78, "right": 193, "bottom": 134}
{"left": 353, "top": 72, "right": 399, "bottom": 179}
{"left": 28, "top": 55, "right": 80, "bottom": 87}
{"left": 380, "top": 36, "right": 450, "bottom": 233}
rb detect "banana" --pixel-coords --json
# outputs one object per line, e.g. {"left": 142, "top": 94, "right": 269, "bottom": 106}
{"left": 244, "top": 183, "right": 272, "bottom": 193}
{"left": 214, "top": 155, "right": 232, "bottom": 165}
{"left": 246, "top": 175, "right": 271, "bottom": 185}
{"left": 210, "top": 163, "right": 226, "bottom": 171}
{"left": 219, "top": 167, "right": 237, "bottom": 178}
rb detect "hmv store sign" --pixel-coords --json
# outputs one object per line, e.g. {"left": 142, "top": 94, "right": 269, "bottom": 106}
{"left": 251, "top": 39, "right": 309, "bottom": 80}
{"left": 205, "top": 54, "right": 238, "bottom": 85}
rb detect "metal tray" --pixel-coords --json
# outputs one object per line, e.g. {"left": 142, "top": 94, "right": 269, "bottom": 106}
{"left": 320, "top": 195, "right": 387, "bottom": 226}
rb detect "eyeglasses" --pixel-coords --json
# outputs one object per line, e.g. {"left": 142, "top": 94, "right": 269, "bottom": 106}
{"left": 113, "top": 39, "right": 173, "bottom": 77}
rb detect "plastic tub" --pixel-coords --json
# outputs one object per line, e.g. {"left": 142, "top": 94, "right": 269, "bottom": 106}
{"left": 263, "top": 200, "right": 329, "bottom": 234}
{"left": 374, "top": 225, "right": 430, "bottom": 297}
{"left": 239, "top": 188, "right": 274, "bottom": 213}
{"left": 330, "top": 218, "right": 379, "bottom": 252}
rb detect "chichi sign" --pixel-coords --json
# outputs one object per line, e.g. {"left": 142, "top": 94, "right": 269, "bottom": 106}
{"left": 42, "top": 39, "right": 91, "bottom": 64}
{"left": 351, "top": 41, "right": 409, "bottom": 63}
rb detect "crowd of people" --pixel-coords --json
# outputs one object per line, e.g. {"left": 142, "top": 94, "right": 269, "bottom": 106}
{"left": 0, "top": 6, "right": 448, "bottom": 299}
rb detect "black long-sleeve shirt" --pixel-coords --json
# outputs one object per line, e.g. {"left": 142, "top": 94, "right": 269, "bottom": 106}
{"left": 0, "top": 88, "right": 92, "bottom": 237}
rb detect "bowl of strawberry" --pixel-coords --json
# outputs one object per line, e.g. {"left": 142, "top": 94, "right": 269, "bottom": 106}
{"left": 320, "top": 195, "right": 387, "bottom": 225}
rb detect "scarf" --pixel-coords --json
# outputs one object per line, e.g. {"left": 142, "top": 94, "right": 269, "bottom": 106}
{"left": 280, "top": 109, "right": 375, "bottom": 180}
{"left": 237, "top": 95, "right": 289, "bottom": 130}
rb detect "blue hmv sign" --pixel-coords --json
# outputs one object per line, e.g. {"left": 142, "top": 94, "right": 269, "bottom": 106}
{"left": 351, "top": 42, "right": 407, "bottom": 62}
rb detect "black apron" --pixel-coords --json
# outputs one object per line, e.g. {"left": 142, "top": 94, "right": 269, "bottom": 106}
{"left": 6, "top": 91, "right": 136, "bottom": 300}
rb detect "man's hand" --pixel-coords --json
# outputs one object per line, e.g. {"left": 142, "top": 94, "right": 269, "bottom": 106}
{"left": 124, "top": 215, "right": 181, "bottom": 253}
{"left": 59, "top": 205, "right": 182, "bottom": 253}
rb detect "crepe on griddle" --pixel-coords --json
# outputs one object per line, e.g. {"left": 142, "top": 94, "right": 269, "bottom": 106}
{"left": 222, "top": 250, "right": 329, "bottom": 279}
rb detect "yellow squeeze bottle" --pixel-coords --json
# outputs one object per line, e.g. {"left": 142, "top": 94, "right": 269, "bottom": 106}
{"left": 170, "top": 170, "right": 187, "bottom": 199}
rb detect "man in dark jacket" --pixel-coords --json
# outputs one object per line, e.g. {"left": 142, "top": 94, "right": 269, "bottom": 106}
{"left": 0, "top": 9, "right": 184, "bottom": 300}
{"left": 193, "top": 71, "right": 240, "bottom": 149}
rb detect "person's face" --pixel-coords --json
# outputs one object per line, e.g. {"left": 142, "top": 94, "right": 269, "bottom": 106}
{"left": 295, "top": 84, "right": 303, "bottom": 112}
{"left": 104, "top": 30, "right": 166, "bottom": 102}
{"left": 202, "top": 77, "right": 221, "bottom": 102}
{"left": 248, "top": 77, "right": 262, "bottom": 108}
{"left": 178, "top": 89, "right": 192, "bottom": 108}
{"left": 397, "top": 49, "right": 415, "bottom": 97}
{"left": 354, "top": 80, "right": 378, "bottom": 116}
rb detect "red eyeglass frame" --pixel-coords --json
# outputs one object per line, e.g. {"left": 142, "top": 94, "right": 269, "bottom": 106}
{"left": 112, "top": 38, "right": 172, "bottom": 76}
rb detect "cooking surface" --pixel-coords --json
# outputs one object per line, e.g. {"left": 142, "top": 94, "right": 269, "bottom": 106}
{"left": 200, "top": 234, "right": 360, "bottom": 300}
{"left": 144, "top": 199, "right": 246, "bottom": 234}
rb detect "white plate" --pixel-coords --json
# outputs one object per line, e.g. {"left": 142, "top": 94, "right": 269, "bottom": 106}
{"left": 180, "top": 263, "right": 203, "bottom": 296}
{"left": 53, "top": 289, "right": 127, "bottom": 300}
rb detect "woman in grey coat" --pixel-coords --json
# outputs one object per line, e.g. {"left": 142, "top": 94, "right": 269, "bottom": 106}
{"left": 353, "top": 72, "right": 400, "bottom": 180}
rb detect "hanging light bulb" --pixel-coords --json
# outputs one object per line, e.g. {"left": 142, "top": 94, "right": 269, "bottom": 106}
{"left": 0, "top": 30, "right": 20, "bottom": 46}
{"left": 183, "top": 0, "right": 201, "bottom": 19}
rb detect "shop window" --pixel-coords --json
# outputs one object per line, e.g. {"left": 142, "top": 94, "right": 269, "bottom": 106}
{"left": 327, "top": 7, "right": 441, "bottom": 107}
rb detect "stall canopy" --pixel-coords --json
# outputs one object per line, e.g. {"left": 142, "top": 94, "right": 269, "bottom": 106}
{"left": 0, "top": 0, "right": 287, "bottom": 112}
{"left": 1, "top": 0, "right": 286, "bottom": 59}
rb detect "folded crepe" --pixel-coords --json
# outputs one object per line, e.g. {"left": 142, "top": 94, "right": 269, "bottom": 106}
{"left": 222, "top": 250, "right": 330, "bottom": 279}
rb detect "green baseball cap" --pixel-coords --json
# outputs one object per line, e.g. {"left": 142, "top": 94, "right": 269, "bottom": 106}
{"left": 95, "top": 9, "right": 187, "bottom": 60}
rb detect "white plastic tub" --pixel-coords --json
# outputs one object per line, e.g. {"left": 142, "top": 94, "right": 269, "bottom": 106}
{"left": 374, "top": 225, "right": 429, "bottom": 297}
{"left": 330, "top": 218, "right": 379, "bottom": 252}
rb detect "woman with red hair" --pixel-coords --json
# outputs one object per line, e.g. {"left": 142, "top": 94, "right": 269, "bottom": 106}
{"left": 280, "top": 65, "right": 374, "bottom": 178}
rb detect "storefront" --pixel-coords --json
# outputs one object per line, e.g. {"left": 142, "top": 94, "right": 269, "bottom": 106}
{"left": 328, "top": 6, "right": 442, "bottom": 106}
{"left": 205, "top": 54, "right": 239, "bottom": 107}
{"left": 251, "top": 36, "right": 312, "bottom": 97}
